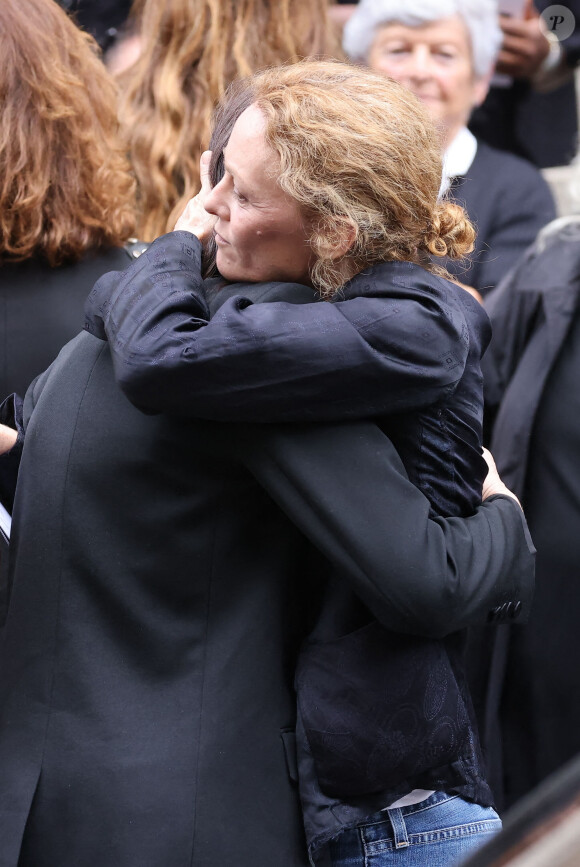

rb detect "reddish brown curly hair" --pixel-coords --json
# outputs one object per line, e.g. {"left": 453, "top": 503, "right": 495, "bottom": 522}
{"left": 0, "top": 0, "right": 137, "bottom": 265}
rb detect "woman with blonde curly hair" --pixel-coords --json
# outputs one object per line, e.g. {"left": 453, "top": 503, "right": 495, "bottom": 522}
{"left": 0, "top": 0, "right": 137, "bottom": 397}
{"left": 116, "top": 0, "right": 342, "bottom": 240}
{"left": 88, "top": 61, "right": 513, "bottom": 865}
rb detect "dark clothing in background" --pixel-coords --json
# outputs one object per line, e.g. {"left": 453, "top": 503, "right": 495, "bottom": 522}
{"left": 470, "top": 0, "right": 580, "bottom": 167}
{"left": 57, "top": 0, "right": 132, "bottom": 50}
{"left": 0, "top": 246, "right": 136, "bottom": 398}
{"left": 470, "top": 77, "right": 578, "bottom": 169}
{"left": 469, "top": 218, "right": 580, "bottom": 808}
{"left": 483, "top": 221, "right": 580, "bottom": 496}
{"left": 501, "top": 310, "right": 580, "bottom": 802}
{"left": 446, "top": 141, "right": 556, "bottom": 295}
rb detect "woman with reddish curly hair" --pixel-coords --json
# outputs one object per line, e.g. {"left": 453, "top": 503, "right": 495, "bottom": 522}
{"left": 0, "top": 0, "right": 137, "bottom": 396}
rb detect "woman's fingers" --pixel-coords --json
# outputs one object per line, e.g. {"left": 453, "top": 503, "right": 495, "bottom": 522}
{"left": 199, "top": 150, "right": 212, "bottom": 195}
{"left": 174, "top": 151, "right": 216, "bottom": 244}
{"left": 481, "top": 447, "right": 522, "bottom": 509}
{"left": 0, "top": 424, "right": 17, "bottom": 455}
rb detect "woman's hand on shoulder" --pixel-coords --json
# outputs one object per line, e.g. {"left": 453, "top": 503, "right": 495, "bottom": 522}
{"left": 174, "top": 151, "right": 216, "bottom": 246}
{"left": 0, "top": 424, "right": 17, "bottom": 455}
{"left": 482, "top": 447, "right": 522, "bottom": 508}
{"left": 451, "top": 279, "right": 483, "bottom": 305}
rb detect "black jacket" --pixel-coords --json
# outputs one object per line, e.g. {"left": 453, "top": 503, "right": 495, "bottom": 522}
{"left": 82, "top": 233, "right": 535, "bottom": 855}
{"left": 0, "top": 316, "right": 533, "bottom": 865}
{"left": 468, "top": 217, "right": 580, "bottom": 807}
{"left": 483, "top": 217, "right": 580, "bottom": 495}
{"left": 87, "top": 232, "right": 491, "bottom": 517}
{"left": 446, "top": 141, "right": 556, "bottom": 295}
{"left": 0, "top": 245, "right": 140, "bottom": 398}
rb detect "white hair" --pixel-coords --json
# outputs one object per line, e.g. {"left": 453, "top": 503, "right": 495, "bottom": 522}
{"left": 343, "top": 0, "right": 502, "bottom": 79}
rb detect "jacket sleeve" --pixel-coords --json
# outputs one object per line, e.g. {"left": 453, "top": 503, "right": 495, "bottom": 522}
{"left": 237, "top": 420, "right": 535, "bottom": 638}
{"left": 84, "top": 231, "right": 469, "bottom": 422}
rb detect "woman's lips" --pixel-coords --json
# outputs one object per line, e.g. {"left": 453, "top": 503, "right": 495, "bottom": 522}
{"left": 215, "top": 232, "right": 229, "bottom": 246}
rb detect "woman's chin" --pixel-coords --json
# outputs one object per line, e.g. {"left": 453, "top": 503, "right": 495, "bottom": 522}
{"left": 216, "top": 261, "right": 242, "bottom": 282}
{"left": 215, "top": 252, "right": 258, "bottom": 283}
{"left": 216, "top": 263, "right": 252, "bottom": 284}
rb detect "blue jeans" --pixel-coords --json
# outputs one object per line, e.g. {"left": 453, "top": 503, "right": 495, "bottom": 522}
{"left": 313, "top": 792, "right": 501, "bottom": 866}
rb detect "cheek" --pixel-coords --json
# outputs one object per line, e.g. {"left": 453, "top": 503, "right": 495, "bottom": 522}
{"left": 446, "top": 69, "right": 475, "bottom": 101}
{"left": 251, "top": 224, "right": 286, "bottom": 245}
{"left": 229, "top": 212, "right": 259, "bottom": 248}
{"left": 430, "top": 75, "right": 459, "bottom": 108}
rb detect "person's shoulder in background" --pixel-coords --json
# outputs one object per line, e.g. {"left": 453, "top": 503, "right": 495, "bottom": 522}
{"left": 446, "top": 139, "right": 556, "bottom": 296}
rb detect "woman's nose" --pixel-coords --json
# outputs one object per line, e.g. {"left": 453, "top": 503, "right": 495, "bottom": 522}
{"left": 408, "top": 45, "right": 433, "bottom": 81}
{"left": 204, "top": 177, "right": 228, "bottom": 219}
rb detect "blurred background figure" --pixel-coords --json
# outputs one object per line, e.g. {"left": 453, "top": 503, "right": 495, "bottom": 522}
{"left": 343, "top": 0, "right": 556, "bottom": 295}
{"left": 56, "top": 0, "right": 133, "bottom": 53}
{"left": 470, "top": 216, "right": 580, "bottom": 810}
{"left": 335, "top": 0, "right": 580, "bottom": 169}
{"left": 115, "top": 0, "right": 343, "bottom": 241}
{"left": 471, "top": 0, "right": 580, "bottom": 170}
{"left": 0, "top": 0, "right": 137, "bottom": 398}
{"left": 463, "top": 752, "right": 580, "bottom": 866}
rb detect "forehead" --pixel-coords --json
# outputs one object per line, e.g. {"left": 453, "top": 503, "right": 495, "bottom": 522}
{"left": 224, "top": 104, "right": 271, "bottom": 168}
{"left": 374, "top": 15, "right": 471, "bottom": 50}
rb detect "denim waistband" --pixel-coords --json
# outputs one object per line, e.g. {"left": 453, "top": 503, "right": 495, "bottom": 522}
{"left": 312, "top": 792, "right": 501, "bottom": 865}
{"left": 359, "top": 792, "right": 500, "bottom": 848}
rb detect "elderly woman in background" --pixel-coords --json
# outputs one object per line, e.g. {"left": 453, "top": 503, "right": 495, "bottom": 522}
{"left": 343, "top": 0, "right": 555, "bottom": 296}
{"left": 116, "top": 0, "right": 343, "bottom": 240}
{"left": 0, "top": 0, "right": 138, "bottom": 400}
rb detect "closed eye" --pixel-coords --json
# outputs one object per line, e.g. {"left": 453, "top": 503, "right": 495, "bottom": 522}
{"left": 382, "top": 45, "right": 409, "bottom": 57}
{"left": 435, "top": 46, "right": 459, "bottom": 60}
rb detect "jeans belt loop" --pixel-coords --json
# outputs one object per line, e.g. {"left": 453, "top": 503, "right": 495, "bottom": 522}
{"left": 387, "top": 807, "right": 410, "bottom": 848}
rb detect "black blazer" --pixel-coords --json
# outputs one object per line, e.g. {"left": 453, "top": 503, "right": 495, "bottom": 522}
{"left": 81, "top": 233, "right": 531, "bottom": 854}
{"left": 483, "top": 218, "right": 580, "bottom": 495}
{"left": 87, "top": 233, "right": 492, "bottom": 516}
{"left": 0, "top": 326, "right": 533, "bottom": 864}
{"left": 0, "top": 246, "right": 138, "bottom": 398}
{"left": 466, "top": 218, "right": 580, "bottom": 807}
{"left": 446, "top": 141, "right": 556, "bottom": 295}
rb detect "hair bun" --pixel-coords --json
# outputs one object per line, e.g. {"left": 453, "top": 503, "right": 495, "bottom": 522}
{"left": 426, "top": 202, "right": 475, "bottom": 261}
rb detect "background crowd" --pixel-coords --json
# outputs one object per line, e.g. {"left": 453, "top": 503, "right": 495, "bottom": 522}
{"left": 0, "top": 0, "right": 579, "bottom": 864}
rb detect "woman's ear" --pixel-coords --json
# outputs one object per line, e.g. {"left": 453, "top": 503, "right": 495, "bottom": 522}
{"left": 321, "top": 217, "right": 357, "bottom": 260}
{"left": 472, "top": 70, "right": 492, "bottom": 109}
